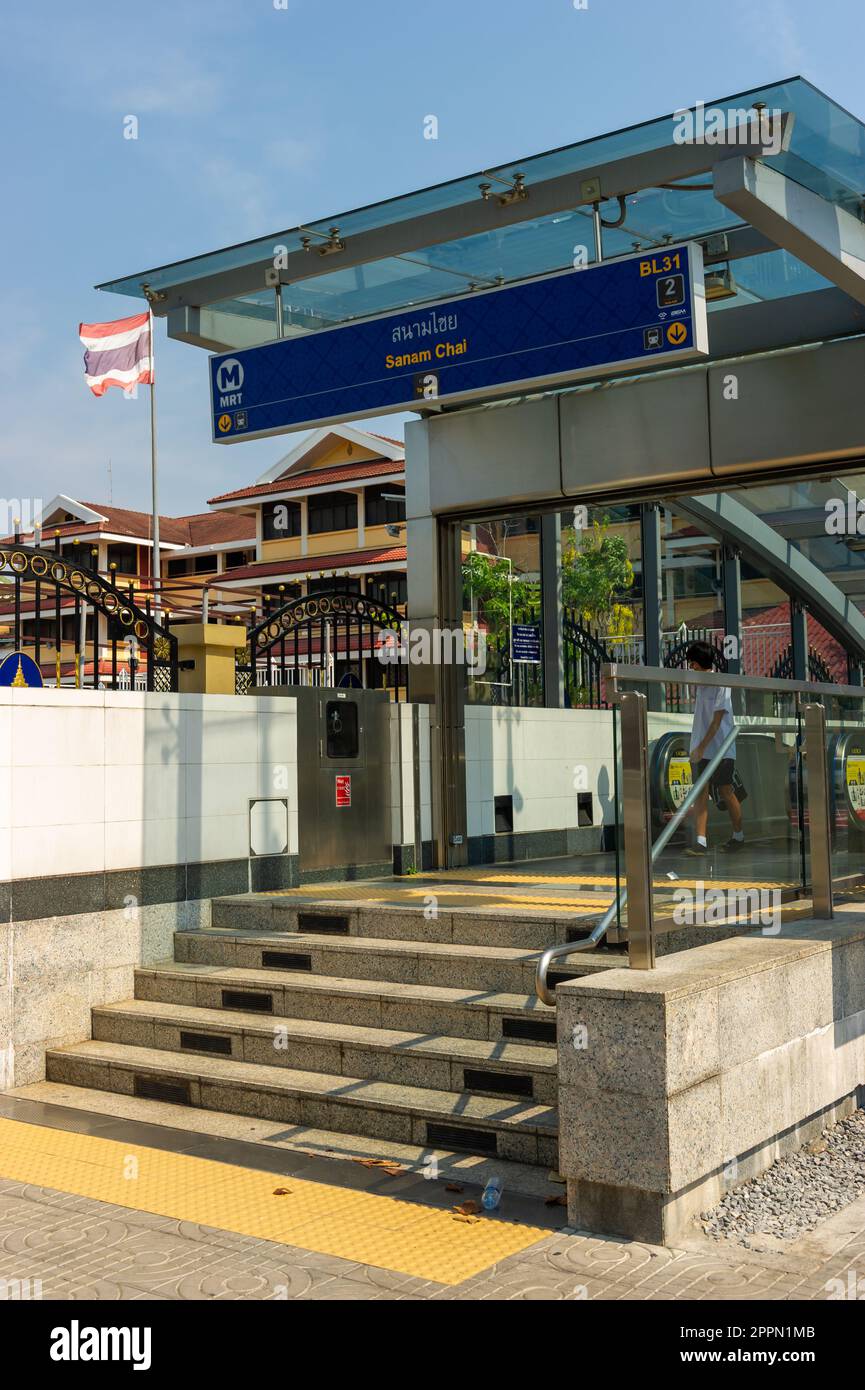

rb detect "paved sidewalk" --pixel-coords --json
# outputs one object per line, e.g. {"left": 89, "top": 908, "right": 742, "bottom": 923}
{"left": 2, "top": 1160, "right": 864, "bottom": 1301}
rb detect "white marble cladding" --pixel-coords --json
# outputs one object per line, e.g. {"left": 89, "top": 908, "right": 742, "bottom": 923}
{"left": 389, "top": 703, "right": 432, "bottom": 847}
{"left": 0, "top": 688, "right": 300, "bottom": 879}
{"left": 464, "top": 706, "right": 615, "bottom": 838}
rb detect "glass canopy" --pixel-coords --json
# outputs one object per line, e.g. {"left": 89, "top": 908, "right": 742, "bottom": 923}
{"left": 97, "top": 77, "right": 865, "bottom": 342}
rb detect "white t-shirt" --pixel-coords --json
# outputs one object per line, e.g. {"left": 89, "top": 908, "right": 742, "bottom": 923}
{"left": 690, "top": 684, "right": 736, "bottom": 760}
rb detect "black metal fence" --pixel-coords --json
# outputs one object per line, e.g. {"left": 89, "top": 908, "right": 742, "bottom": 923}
{"left": 0, "top": 539, "right": 178, "bottom": 691}
{"left": 235, "top": 590, "right": 407, "bottom": 696}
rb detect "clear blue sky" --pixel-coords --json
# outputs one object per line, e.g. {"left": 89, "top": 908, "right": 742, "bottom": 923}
{"left": 2, "top": 0, "right": 863, "bottom": 518}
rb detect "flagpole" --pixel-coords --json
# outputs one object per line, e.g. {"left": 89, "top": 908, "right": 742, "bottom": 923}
{"left": 148, "top": 309, "right": 161, "bottom": 622}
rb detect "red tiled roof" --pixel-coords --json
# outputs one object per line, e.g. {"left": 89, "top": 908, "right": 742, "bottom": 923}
{"left": 368, "top": 432, "right": 405, "bottom": 447}
{"left": 3, "top": 504, "right": 252, "bottom": 549}
{"left": 214, "top": 545, "right": 407, "bottom": 584}
{"left": 208, "top": 458, "right": 405, "bottom": 505}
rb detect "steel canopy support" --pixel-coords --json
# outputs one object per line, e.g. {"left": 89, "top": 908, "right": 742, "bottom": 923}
{"left": 714, "top": 157, "right": 865, "bottom": 307}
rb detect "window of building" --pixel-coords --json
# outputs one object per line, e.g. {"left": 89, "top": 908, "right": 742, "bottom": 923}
{"left": 367, "top": 572, "right": 407, "bottom": 607}
{"left": 166, "top": 558, "right": 188, "bottom": 577}
{"left": 106, "top": 543, "right": 138, "bottom": 574}
{"left": 193, "top": 555, "right": 218, "bottom": 574}
{"left": 308, "top": 491, "right": 357, "bottom": 536}
{"left": 309, "top": 576, "right": 361, "bottom": 595}
{"left": 263, "top": 582, "right": 302, "bottom": 603}
{"left": 263, "top": 501, "right": 302, "bottom": 539}
{"left": 365, "top": 484, "right": 405, "bottom": 526}
{"left": 225, "top": 549, "right": 252, "bottom": 568}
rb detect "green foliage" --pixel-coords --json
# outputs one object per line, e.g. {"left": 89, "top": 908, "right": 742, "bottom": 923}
{"left": 562, "top": 519, "right": 635, "bottom": 635}
{"left": 461, "top": 551, "right": 539, "bottom": 627}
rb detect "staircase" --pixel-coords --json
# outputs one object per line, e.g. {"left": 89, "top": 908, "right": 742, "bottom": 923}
{"left": 45, "top": 895, "right": 622, "bottom": 1169}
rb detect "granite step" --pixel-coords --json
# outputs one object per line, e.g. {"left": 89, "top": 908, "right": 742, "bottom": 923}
{"left": 173, "top": 928, "right": 617, "bottom": 994}
{"left": 45, "top": 1039, "right": 559, "bottom": 1166}
{"left": 210, "top": 894, "right": 605, "bottom": 950}
{"left": 134, "top": 960, "right": 559, "bottom": 1046}
{"left": 92, "top": 998, "right": 558, "bottom": 1104}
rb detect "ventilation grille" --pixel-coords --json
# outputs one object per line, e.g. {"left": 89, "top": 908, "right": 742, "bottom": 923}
{"left": 297, "top": 912, "right": 350, "bottom": 936}
{"left": 426, "top": 1122, "right": 498, "bottom": 1156}
{"left": 221, "top": 989, "right": 273, "bottom": 1013}
{"left": 502, "top": 1017, "right": 556, "bottom": 1044}
{"left": 261, "top": 951, "right": 312, "bottom": 972}
{"left": 547, "top": 970, "right": 583, "bottom": 989}
{"left": 134, "top": 1074, "right": 191, "bottom": 1106}
{"left": 180, "top": 1030, "right": 232, "bottom": 1056}
{"left": 463, "top": 1068, "right": 533, "bottom": 1099}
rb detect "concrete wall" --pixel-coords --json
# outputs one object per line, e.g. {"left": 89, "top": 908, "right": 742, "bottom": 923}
{"left": 557, "top": 912, "right": 865, "bottom": 1245}
{"left": 0, "top": 686, "right": 301, "bottom": 1089}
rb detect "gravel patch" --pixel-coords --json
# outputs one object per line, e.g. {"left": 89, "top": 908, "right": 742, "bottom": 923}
{"left": 701, "top": 1110, "right": 865, "bottom": 1246}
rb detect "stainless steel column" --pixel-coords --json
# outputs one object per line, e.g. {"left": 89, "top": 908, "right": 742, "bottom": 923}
{"left": 619, "top": 690, "right": 656, "bottom": 968}
{"left": 640, "top": 505, "right": 663, "bottom": 712}
{"left": 802, "top": 701, "right": 834, "bottom": 919}
{"left": 541, "top": 511, "right": 564, "bottom": 708}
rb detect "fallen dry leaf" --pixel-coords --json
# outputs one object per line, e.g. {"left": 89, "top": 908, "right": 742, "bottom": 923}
{"left": 545, "top": 1193, "right": 567, "bottom": 1207}
{"left": 444, "top": 1183, "right": 464, "bottom": 1193}
{"left": 453, "top": 1213, "right": 480, "bottom": 1225}
{"left": 272, "top": 1187, "right": 292, "bottom": 1196}
{"left": 453, "top": 1199, "right": 482, "bottom": 1216}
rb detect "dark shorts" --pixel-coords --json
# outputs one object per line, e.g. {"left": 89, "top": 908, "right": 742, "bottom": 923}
{"left": 693, "top": 757, "right": 736, "bottom": 791}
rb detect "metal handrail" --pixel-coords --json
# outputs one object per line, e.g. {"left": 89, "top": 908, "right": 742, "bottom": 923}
{"left": 534, "top": 724, "right": 739, "bottom": 1006}
{"left": 603, "top": 662, "right": 865, "bottom": 700}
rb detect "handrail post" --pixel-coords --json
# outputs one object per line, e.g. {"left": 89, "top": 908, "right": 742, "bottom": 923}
{"left": 801, "top": 701, "right": 834, "bottom": 919}
{"left": 619, "top": 690, "right": 656, "bottom": 969}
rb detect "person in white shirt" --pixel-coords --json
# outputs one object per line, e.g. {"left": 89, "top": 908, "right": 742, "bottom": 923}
{"left": 684, "top": 640, "right": 743, "bottom": 857}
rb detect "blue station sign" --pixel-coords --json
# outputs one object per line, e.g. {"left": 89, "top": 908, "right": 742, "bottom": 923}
{"left": 210, "top": 242, "right": 708, "bottom": 442}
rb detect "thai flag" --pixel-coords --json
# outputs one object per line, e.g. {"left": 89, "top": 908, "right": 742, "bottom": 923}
{"left": 79, "top": 310, "right": 153, "bottom": 397}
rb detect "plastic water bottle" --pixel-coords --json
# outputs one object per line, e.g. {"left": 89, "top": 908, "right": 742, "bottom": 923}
{"left": 482, "top": 1176, "right": 503, "bottom": 1211}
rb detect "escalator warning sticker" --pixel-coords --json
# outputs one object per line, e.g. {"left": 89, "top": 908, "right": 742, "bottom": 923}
{"left": 668, "top": 756, "right": 692, "bottom": 810}
{"left": 845, "top": 753, "right": 865, "bottom": 821}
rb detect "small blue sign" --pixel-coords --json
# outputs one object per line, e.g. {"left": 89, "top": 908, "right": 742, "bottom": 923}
{"left": 0, "top": 652, "right": 44, "bottom": 687}
{"left": 512, "top": 624, "right": 542, "bottom": 664}
{"left": 211, "top": 243, "right": 707, "bottom": 441}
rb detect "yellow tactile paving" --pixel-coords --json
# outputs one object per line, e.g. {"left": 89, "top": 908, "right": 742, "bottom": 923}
{"left": 460, "top": 872, "right": 795, "bottom": 890}
{"left": 0, "top": 1118, "right": 549, "bottom": 1286}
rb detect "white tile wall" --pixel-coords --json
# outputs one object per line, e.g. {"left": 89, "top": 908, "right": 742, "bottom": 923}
{"left": 465, "top": 706, "right": 616, "bottom": 834}
{"left": 1, "top": 689, "right": 302, "bottom": 880}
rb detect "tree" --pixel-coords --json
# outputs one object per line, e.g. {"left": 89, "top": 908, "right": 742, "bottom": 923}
{"left": 562, "top": 519, "right": 635, "bottom": 635}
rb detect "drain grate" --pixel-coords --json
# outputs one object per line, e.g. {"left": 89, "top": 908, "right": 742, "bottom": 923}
{"left": 134, "top": 1074, "right": 191, "bottom": 1105}
{"left": 463, "top": 1068, "right": 533, "bottom": 1099}
{"left": 221, "top": 989, "right": 273, "bottom": 1013}
{"left": 426, "top": 1122, "right": 498, "bottom": 1156}
{"left": 180, "top": 1030, "right": 232, "bottom": 1056}
{"left": 261, "top": 951, "right": 312, "bottom": 971}
{"left": 502, "top": 1017, "right": 556, "bottom": 1044}
{"left": 297, "top": 913, "right": 350, "bottom": 935}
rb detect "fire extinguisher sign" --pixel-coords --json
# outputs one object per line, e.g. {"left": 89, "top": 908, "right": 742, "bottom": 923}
{"left": 335, "top": 775, "right": 351, "bottom": 808}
